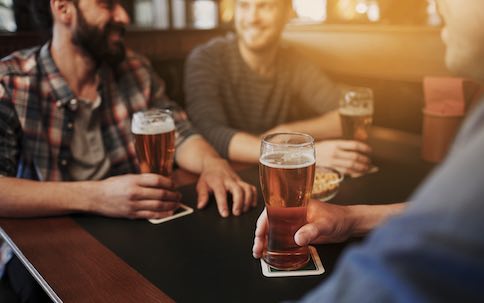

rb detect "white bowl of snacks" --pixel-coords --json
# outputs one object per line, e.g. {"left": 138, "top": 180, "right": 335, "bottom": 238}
{"left": 312, "top": 166, "right": 344, "bottom": 201}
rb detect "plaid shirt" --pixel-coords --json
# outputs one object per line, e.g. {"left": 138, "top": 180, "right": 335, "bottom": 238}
{"left": 0, "top": 42, "right": 196, "bottom": 181}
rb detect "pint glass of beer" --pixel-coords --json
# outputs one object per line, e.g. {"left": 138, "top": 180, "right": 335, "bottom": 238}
{"left": 259, "top": 133, "right": 316, "bottom": 270}
{"left": 339, "top": 87, "right": 374, "bottom": 142}
{"left": 131, "top": 109, "right": 176, "bottom": 176}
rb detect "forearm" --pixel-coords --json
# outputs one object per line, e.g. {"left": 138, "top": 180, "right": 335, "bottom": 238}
{"left": 0, "top": 177, "right": 96, "bottom": 217}
{"left": 347, "top": 203, "right": 407, "bottom": 237}
{"left": 227, "top": 132, "right": 261, "bottom": 163}
{"left": 275, "top": 110, "right": 342, "bottom": 140}
{"left": 175, "top": 135, "right": 224, "bottom": 174}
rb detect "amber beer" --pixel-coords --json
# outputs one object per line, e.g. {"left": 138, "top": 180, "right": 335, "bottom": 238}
{"left": 339, "top": 87, "right": 374, "bottom": 142}
{"left": 131, "top": 110, "right": 175, "bottom": 176}
{"left": 260, "top": 151, "right": 315, "bottom": 270}
{"left": 339, "top": 106, "right": 373, "bottom": 141}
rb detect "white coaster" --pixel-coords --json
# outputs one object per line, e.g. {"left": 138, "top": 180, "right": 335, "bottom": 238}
{"left": 260, "top": 246, "right": 325, "bottom": 277}
{"left": 148, "top": 203, "right": 194, "bottom": 224}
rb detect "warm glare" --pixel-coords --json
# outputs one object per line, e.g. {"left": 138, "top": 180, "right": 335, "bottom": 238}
{"left": 293, "top": 0, "right": 327, "bottom": 22}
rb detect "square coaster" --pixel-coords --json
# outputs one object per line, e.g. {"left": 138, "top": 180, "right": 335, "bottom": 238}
{"left": 148, "top": 203, "right": 194, "bottom": 224}
{"left": 260, "top": 246, "right": 325, "bottom": 277}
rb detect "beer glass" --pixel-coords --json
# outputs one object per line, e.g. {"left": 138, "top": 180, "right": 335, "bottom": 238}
{"left": 259, "top": 133, "right": 316, "bottom": 270}
{"left": 131, "top": 109, "right": 176, "bottom": 176}
{"left": 339, "top": 87, "right": 374, "bottom": 142}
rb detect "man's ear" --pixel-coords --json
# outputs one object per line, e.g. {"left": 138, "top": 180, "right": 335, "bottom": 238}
{"left": 51, "top": 0, "right": 75, "bottom": 25}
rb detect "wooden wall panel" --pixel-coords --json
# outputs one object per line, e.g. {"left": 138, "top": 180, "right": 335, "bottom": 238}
{"left": 283, "top": 24, "right": 450, "bottom": 83}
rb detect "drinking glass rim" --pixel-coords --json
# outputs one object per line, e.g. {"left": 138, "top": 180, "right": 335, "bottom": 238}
{"left": 134, "top": 108, "right": 172, "bottom": 116}
{"left": 262, "top": 132, "right": 314, "bottom": 147}
{"left": 131, "top": 108, "right": 175, "bottom": 134}
{"left": 132, "top": 109, "right": 175, "bottom": 124}
{"left": 341, "top": 87, "right": 374, "bottom": 102}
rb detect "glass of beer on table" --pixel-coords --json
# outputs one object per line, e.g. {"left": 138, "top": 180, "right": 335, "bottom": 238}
{"left": 339, "top": 86, "right": 374, "bottom": 142}
{"left": 131, "top": 109, "right": 176, "bottom": 176}
{"left": 259, "top": 133, "right": 316, "bottom": 270}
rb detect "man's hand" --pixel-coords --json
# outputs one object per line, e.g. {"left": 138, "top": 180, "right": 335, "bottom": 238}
{"left": 252, "top": 201, "right": 406, "bottom": 258}
{"left": 252, "top": 202, "right": 357, "bottom": 258}
{"left": 294, "top": 200, "right": 356, "bottom": 246}
{"left": 196, "top": 157, "right": 257, "bottom": 218}
{"left": 92, "top": 174, "right": 181, "bottom": 219}
{"left": 315, "top": 140, "right": 372, "bottom": 175}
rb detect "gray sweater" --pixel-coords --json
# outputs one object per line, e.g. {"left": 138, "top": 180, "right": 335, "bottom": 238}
{"left": 184, "top": 33, "right": 340, "bottom": 158}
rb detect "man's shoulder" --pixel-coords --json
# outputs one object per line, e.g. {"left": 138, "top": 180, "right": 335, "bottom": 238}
{"left": 188, "top": 33, "right": 236, "bottom": 61}
{"left": 0, "top": 46, "right": 41, "bottom": 78}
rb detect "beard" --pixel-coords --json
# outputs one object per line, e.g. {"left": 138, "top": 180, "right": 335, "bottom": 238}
{"left": 72, "top": 8, "right": 126, "bottom": 68}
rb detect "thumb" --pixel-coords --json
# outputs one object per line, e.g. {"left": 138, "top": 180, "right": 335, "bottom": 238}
{"left": 294, "top": 224, "right": 320, "bottom": 246}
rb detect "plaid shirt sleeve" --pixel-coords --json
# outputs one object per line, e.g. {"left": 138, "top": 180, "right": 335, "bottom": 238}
{"left": 147, "top": 66, "right": 199, "bottom": 148}
{"left": 0, "top": 83, "right": 21, "bottom": 177}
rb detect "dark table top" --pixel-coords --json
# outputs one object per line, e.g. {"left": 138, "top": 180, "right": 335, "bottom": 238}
{"left": 0, "top": 127, "right": 435, "bottom": 303}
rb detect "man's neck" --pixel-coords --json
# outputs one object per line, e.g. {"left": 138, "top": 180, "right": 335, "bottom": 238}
{"left": 238, "top": 41, "right": 279, "bottom": 78}
{"left": 50, "top": 34, "right": 100, "bottom": 102}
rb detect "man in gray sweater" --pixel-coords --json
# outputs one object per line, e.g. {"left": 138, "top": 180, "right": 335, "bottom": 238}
{"left": 185, "top": 0, "right": 371, "bottom": 176}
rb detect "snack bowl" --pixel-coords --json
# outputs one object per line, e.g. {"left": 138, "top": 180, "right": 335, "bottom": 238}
{"left": 311, "top": 166, "right": 344, "bottom": 201}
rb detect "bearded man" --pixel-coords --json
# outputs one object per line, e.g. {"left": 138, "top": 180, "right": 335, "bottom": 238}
{"left": 0, "top": 1, "right": 256, "bottom": 301}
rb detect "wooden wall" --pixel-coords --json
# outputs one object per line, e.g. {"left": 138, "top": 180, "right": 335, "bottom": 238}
{"left": 284, "top": 24, "right": 449, "bottom": 82}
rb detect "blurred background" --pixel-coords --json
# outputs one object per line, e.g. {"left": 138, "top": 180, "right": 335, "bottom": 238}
{"left": 1, "top": 0, "right": 460, "bottom": 138}
{"left": 1, "top": 0, "right": 442, "bottom": 32}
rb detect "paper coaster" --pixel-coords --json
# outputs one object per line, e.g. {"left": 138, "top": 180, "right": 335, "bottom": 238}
{"left": 148, "top": 203, "right": 194, "bottom": 224}
{"left": 260, "top": 246, "right": 325, "bottom": 277}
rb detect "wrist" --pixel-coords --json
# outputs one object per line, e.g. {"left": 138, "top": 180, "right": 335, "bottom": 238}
{"left": 201, "top": 155, "right": 225, "bottom": 172}
{"left": 69, "top": 180, "right": 100, "bottom": 214}
{"left": 347, "top": 203, "right": 406, "bottom": 237}
{"left": 346, "top": 204, "right": 380, "bottom": 237}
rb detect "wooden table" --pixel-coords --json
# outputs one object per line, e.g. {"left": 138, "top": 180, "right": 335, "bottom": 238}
{"left": 0, "top": 127, "right": 434, "bottom": 302}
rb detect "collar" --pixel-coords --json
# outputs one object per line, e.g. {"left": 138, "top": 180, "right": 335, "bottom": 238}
{"left": 39, "top": 42, "right": 104, "bottom": 112}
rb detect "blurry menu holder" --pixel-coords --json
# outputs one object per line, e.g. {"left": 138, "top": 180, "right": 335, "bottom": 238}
{"left": 421, "top": 77, "right": 478, "bottom": 163}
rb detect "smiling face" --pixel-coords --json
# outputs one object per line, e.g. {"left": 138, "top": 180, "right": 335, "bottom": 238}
{"left": 437, "top": 0, "right": 484, "bottom": 81}
{"left": 71, "top": 0, "right": 130, "bottom": 67}
{"left": 234, "top": 0, "right": 291, "bottom": 53}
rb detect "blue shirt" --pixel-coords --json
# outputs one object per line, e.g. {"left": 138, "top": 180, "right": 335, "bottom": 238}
{"left": 300, "top": 99, "right": 484, "bottom": 303}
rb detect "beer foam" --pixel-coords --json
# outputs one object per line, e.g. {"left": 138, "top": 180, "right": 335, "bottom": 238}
{"left": 260, "top": 152, "right": 315, "bottom": 169}
{"left": 339, "top": 106, "right": 373, "bottom": 116}
{"left": 131, "top": 112, "right": 175, "bottom": 135}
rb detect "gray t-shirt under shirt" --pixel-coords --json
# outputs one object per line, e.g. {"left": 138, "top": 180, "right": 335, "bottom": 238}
{"left": 185, "top": 33, "right": 340, "bottom": 158}
{"left": 68, "top": 96, "right": 110, "bottom": 181}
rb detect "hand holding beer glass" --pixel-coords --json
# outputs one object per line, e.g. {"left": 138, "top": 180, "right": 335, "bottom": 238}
{"left": 259, "top": 133, "right": 316, "bottom": 270}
